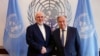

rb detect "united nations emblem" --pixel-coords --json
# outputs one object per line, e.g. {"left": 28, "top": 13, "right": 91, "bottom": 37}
{"left": 74, "top": 13, "right": 94, "bottom": 39}
{"left": 5, "top": 14, "right": 24, "bottom": 38}
{"left": 28, "top": 0, "right": 72, "bottom": 30}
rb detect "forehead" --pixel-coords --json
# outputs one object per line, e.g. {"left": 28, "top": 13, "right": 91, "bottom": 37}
{"left": 58, "top": 16, "right": 66, "bottom": 21}
{"left": 35, "top": 12, "right": 44, "bottom": 17}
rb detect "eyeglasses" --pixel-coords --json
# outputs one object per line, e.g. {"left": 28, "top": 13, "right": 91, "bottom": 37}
{"left": 36, "top": 16, "right": 44, "bottom": 18}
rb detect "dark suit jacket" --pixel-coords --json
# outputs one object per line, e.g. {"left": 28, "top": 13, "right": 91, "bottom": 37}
{"left": 26, "top": 23, "right": 52, "bottom": 56}
{"left": 52, "top": 26, "right": 81, "bottom": 56}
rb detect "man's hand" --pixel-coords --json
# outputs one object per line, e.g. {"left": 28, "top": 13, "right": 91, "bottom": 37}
{"left": 41, "top": 46, "right": 47, "bottom": 54}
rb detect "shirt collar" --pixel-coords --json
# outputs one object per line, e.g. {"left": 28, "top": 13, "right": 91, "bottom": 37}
{"left": 60, "top": 27, "right": 67, "bottom": 31}
{"left": 38, "top": 24, "right": 44, "bottom": 27}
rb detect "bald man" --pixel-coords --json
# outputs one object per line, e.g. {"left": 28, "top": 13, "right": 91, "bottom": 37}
{"left": 26, "top": 11, "right": 52, "bottom": 56}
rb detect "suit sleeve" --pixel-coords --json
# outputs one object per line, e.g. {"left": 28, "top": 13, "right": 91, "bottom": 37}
{"left": 26, "top": 26, "right": 42, "bottom": 51}
{"left": 45, "top": 26, "right": 54, "bottom": 54}
{"left": 75, "top": 28, "right": 81, "bottom": 56}
{"left": 46, "top": 34, "right": 53, "bottom": 53}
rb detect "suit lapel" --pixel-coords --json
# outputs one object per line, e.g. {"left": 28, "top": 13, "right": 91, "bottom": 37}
{"left": 44, "top": 24, "right": 48, "bottom": 41}
{"left": 56, "top": 29, "right": 63, "bottom": 47}
{"left": 35, "top": 23, "right": 45, "bottom": 41}
{"left": 65, "top": 27, "right": 70, "bottom": 47}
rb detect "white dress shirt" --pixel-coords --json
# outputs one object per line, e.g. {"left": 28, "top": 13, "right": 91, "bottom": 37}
{"left": 38, "top": 24, "right": 46, "bottom": 40}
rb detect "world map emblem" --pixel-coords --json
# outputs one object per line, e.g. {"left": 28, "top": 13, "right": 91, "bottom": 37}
{"left": 28, "top": 0, "right": 72, "bottom": 30}
{"left": 5, "top": 14, "right": 24, "bottom": 38}
{"left": 74, "top": 13, "right": 94, "bottom": 39}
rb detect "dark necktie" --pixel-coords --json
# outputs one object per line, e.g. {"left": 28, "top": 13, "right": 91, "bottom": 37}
{"left": 62, "top": 30, "right": 64, "bottom": 46}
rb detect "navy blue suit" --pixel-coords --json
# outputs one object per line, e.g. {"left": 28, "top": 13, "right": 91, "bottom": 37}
{"left": 26, "top": 23, "right": 52, "bottom": 56}
{"left": 52, "top": 26, "right": 81, "bottom": 56}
